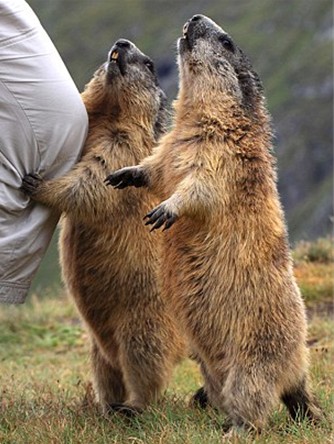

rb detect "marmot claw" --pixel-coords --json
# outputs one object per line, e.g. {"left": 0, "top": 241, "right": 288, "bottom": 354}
{"left": 144, "top": 202, "right": 178, "bottom": 231}
{"left": 105, "top": 166, "right": 146, "bottom": 189}
{"left": 21, "top": 173, "right": 43, "bottom": 196}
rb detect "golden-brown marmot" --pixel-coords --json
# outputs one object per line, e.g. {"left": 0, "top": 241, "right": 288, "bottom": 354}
{"left": 22, "top": 39, "right": 185, "bottom": 415}
{"left": 105, "top": 16, "right": 321, "bottom": 431}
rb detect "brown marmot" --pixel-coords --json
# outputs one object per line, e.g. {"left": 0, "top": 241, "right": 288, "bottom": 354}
{"left": 21, "top": 39, "right": 185, "bottom": 415}
{"left": 105, "top": 16, "right": 322, "bottom": 431}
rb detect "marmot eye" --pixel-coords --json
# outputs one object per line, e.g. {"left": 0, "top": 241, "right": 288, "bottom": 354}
{"left": 219, "top": 36, "right": 234, "bottom": 52}
{"left": 144, "top": 60, "right": 154, "bottom": 73}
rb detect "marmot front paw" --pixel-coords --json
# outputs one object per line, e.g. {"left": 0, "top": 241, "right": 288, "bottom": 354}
{"left": 105, "top": 166, "right": 147, "bottom": 189}
{"left": 144, "top": 200, "right": 178, "bottom": 231}
{"left": 21, "top": 173, "right": 44, "bottom": 197}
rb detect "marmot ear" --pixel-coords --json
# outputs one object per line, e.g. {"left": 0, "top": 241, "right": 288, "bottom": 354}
{"left": 153, "top": 90, "right": 170, "bottom": 140}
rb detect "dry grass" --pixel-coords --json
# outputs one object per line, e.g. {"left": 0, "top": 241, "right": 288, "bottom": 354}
{"left": 0, "top": 335, "right": 333, "bottom": 444}
{"left": 293, "top": 237, "right": 334, "bottom": 265}
{"left": 0, "top": 240, "right": 333, "bottom": 443}
{"left": 294, "top": 262, "right": 333, "bottom": 309}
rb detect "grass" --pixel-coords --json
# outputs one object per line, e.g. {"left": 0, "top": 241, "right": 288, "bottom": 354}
{"left": 293, "top": 237, "right": 334, "bottom": 265}
{"left": 0, "top": 240, "right": 333, "bottom": 443}
{"left": 293, "top": 237, "right": 333, "bottom": 309}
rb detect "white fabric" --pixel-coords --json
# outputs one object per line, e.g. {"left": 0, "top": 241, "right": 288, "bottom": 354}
{"left": 0, "top": 0, "right": 88, "bottom": 303}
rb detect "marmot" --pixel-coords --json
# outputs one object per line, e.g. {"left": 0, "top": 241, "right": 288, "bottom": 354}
{"left": 22, "top": 39, "right": 185, "bottom": 415}
{"left": 105, "top": 16, "right": 321, "bottom": 431}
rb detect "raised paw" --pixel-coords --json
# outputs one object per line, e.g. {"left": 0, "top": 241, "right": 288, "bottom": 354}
{"left": 105, "top": 166, "right": 147, "bottom": 189}
{"left": 144, "top": 200, "right": 178, "bottom": 232}
{"left": 107, "top": 402, "right": 142, "bottom": 418}
{"left": 21, "top": 173, "right": 44, "bottom": 197}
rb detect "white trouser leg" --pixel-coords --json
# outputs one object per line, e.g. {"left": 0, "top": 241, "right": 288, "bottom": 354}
{"left": 0, "top": 0, "right": 88, "bottom": 303}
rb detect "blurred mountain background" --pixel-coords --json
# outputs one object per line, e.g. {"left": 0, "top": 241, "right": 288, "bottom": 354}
{"left": 27, "top": 0, "right": 333, "bottom": 295}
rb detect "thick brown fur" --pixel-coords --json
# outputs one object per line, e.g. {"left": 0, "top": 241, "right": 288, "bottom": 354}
{"left": 21, "top": 40, "right": 185, "bottom": 413}
{"left": 106, "top": 17, "right": 322, "bottom": 430}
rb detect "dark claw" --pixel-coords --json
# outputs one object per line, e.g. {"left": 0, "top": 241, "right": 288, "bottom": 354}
{"left": 22, "top": 173, "right": 42, "bottom": 185}
{"left": 150, "top": 214, "right": 167, "bottom": 231}
{"left": 145, "top": 207, "right": 163, "bottom": 225}
{"left": 21, "top": 173, "right": 43, "bottom": 195}
{"left": 24, "top": 173, "right": 41, "bottom": 182}
{"left": 144, "top": 208, "right": 157, "bottom": 220}
{"left": 145, "top": 203, "right": 178, "bottom": 231}
{"left": 104, "top": 172, "right": 125, "bottom": 187}
{"left": 114, "top": 181, "right": 130, "bottom": 189}
{"left": 105, "top": 167, "right": 147, "bottom": 189}
{"left": 163, "top": 215, "right": 177, "bottom": 230}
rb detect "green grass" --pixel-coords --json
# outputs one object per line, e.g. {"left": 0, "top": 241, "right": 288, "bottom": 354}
{"left": 293, "top": 237, "right": 333, "bottom": 308}
{"left": 293, "top": 237, "right": 334, "bottom": 265}
{"left": 0, "top": 242, "right": 333, "bottom": 443}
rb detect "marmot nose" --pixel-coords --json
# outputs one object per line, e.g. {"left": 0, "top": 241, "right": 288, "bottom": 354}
{"left": 115, "top": 39, "right": 131, "bottom": 49}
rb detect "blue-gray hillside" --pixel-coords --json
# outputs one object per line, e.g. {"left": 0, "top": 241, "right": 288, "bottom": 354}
{"left": 27, "top": 0, "right": 333, "bottom": 293}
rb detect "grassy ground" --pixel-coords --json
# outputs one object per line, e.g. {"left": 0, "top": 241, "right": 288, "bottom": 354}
{"left": 0, "top": 240, "right": 333, "bottom": 443}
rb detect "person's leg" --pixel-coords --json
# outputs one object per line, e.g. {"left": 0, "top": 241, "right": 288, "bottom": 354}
{"left": 0, "top": 0, "right": 88, "bottom": 303}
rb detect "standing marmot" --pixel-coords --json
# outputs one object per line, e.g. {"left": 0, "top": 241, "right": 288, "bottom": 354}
{"left": 22, "top": 39, "right": 185, "bottom": 415}
{"left": 106, "top": 16, "right": 321, "bottom": 431}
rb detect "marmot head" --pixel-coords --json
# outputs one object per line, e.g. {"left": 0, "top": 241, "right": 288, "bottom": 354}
{"left": 82, "top": 39, "right": 168, "bottom": 139}
{"left": 178, "top": 15, "right": 264, "bottom": 113}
